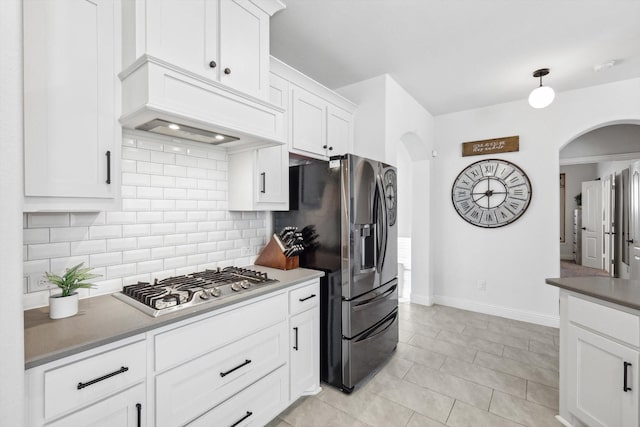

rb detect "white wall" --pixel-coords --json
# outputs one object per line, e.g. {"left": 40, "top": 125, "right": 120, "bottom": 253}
{"left": 23, "top": 132, "right": 268, "bottom": 309}
{"left": 559, "top": 164, "right": 597, "bottom": 260}
{"left": 432, "top": 77, "right": 640, "bottom": 326}
{"left": 561, "top": 124, "right": 640, "bottom": 160}
{"left": 0, "top": 0, "right": 24, "bottom": 423}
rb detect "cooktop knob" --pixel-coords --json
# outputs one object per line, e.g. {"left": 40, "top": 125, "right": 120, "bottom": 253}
{"left": 240, "top": 280, "right": 250, "bottom": 289}
{"left": 230, "top": 283, "right": 242, "bottom": 292}
{"left": 210, "top": 287, "right": 221, "bottom": 297}
{"left": 199, "top": 291, "right": 210, "bottom": 300}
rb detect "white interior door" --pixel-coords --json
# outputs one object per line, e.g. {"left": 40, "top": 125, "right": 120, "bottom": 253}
{"left": 582, "top": 180, "right": 603, "bottom": 269}
{"left": 603, "top": 174, "right": 615, "bottom": 275}
{"left": 630, "top": 161, "right": 640, "bottom": 280}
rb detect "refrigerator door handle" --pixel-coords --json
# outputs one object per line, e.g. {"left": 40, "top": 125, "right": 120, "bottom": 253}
{"left": 354, "top": 310, "right": 398, "bottom": 343}
{"left": 375, "top": 175, "right": 388, "bottom": 274}
{"left": 352, "top": 284, "right": 397, "bottom": 311}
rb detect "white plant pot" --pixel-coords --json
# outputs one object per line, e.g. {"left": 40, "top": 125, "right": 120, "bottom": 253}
{"left": 49, "top": 292, "right": 79, "bottom": 319}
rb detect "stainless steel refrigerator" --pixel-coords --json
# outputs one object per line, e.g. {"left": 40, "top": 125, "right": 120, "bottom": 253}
{"left": 274, "top": 154, "right": 398, "bottom": 392}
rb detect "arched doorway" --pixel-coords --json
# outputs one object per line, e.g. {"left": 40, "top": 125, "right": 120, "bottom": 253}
{"left": 558, "top": 121, "right": 640, "bottom": 279}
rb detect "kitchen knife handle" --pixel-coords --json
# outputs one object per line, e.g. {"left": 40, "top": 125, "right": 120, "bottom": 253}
{"left": 106, "top": 150, "right": 111, "bottom": 184}
{"left": 293, "top": 327, "right": 299, "bottom": 351}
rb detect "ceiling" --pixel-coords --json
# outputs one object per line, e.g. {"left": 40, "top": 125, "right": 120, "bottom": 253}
{"left": 270, "top": 0, "right": 640, "bottom": 115}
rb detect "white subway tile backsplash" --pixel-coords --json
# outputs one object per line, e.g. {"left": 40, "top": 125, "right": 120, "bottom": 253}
{"left": 90, "top": 225, "right": 122, "bottom": 240}
{"left": 137, "top": 235, "right": 164, "bottom": 249}
{"left": 163, "top": 164, "right": 187, "bottom": 177}
{"left": 122, "top": 249, "right": 151, "bottom": 263}
{"left": 122, "top": 198, "right": 151, "bottom": 211}
{"left": 107, "top": 263, "right": 137, "bottom": 279}
{"left": 137, "top": 161, "right": 164, "bottom": 175}
{"left": 122, "top": 147, "right": 150, "bottom": 162}
{"left": 137, "top": 260, "right": 164, "bottom": 274}
{"left": 122, "top": 172, "right": 150, "bottom": 186}
{"left": 150, "top": 151, "right": 175, "bottom": 164}
{"left": 164, "top": 256, "right": 187, "bottom": 269}
{"left": 106, "top": 212, "right": 137, "bottom": 225}
{"left": 150, "top": 175, "right": 176, "bottom": 188}
{"left": 175, "top": 222, "right": 198, "bottom": 233}
{"left": 90, "top": 252, "right": 123, "bottom": 268}
{"left": 24, "top": 228, "right": 49, "bottom": 245}
{"left": 123, "top": 224, "right": 150, "bottom": 237}
{"left": 137, "top": 211, "right": 164, "bottom": 223}
{"left": 23, "top": 134, "right": 268, "bottom": 308}
{"left": 137, "top": 186, "right": 164, "bottom": 199}
{"left": 50, "top": 255, "right": 90, "bottom": 273}
{"left": 71, "top": 240, "right": 107, "bottom": 256}
{"left": 151, "top": 200, "right": 175, "bottom": 211}
{"left": 138, "top": 139, "right": 164, "bottom": 151}
{"left": 164, "top": 234, "right": 187, "bottom": 246}
{"left": 150, "top": 223, "right": 175, "bottom": 236}
{"left": 28, "top": 213, "right": 70, "bottom": 228}
{"left": 29, "top": 242, "right": 70, "bottom": 260}
{"left": 106, "top": 237, "right": 137, "bottom": 252}
{"left": 71, "top": 212, "right": 106, "bottom": 227}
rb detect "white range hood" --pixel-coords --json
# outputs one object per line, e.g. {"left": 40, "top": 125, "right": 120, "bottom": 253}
{"left": 119, "top": 55, "right": 286, "bottom": 151}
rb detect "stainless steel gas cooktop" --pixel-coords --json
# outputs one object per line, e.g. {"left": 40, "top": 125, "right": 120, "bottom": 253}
{"left": 113, "top": 266, "right": 278, "bottom": 317}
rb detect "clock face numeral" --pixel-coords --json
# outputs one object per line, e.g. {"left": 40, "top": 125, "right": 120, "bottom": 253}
{"left": 451, "top": 159, "right": 531, "bottom": 228}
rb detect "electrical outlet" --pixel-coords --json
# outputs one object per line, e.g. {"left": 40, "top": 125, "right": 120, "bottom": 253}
{"left": 477, "top": 280, "right": 487, "bottom": 291}
{"left": 240, "top": 247, "right": 251, "bottom": 257}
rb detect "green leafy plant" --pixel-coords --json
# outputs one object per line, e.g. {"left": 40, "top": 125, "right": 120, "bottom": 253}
{"left": 44, "top": 263, "right": 101, "bottom": 297}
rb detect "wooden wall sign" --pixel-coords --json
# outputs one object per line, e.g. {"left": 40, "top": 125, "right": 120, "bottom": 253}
{"left": 462, "top": 136, "right": 519, "bottom": 157}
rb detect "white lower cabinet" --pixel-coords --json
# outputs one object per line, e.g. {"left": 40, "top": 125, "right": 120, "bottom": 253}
{"left": 47, "top": 384, "right": 145, "bottom": 427}
{"left": 25, "top": 279, "right": 320, "bottom": 427}
{"left": 561, "top": 292, "right": 640, "bottom": 427}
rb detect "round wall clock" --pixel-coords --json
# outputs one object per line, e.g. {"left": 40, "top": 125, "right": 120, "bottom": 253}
{"left": 451, "top": 159, "right": 532, "bottom": 228}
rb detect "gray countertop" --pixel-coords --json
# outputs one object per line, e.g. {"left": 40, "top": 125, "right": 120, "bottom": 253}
{"left": 24, "top": 266, "right": 324, "bottom": 369}
{"left": 546, "top": 276, "right": 640, "bottom": 311}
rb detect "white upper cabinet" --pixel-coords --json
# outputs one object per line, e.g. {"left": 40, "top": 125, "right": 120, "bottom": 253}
{"left": 228, "top": 72, "right": 289, "bottom": 211}
{"left": 126, "top": 0, "right": 271, "bottom": 100}
{"left": 271, "top": 57, "right": 356, "bottom": 161}
{"left": 23, "top": 0, "right": 121, "bottom": 212}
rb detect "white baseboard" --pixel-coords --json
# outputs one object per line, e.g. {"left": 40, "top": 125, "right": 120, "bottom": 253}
{"left": 560, "top": 255, "right": 575, "bottom": 261}
{"left": 409, "top": 293, "right": 433, "bottom": 306}
{"left": 433, "top": 295, "right": 560, "bottom": 328}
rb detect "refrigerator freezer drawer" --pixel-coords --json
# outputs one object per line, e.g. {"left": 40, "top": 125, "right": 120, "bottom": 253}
{"left": 341, "top": 308, "right": 398, "bottom": 390}
{"left": 343, "top": 279, "right": 398, "bottom": 339}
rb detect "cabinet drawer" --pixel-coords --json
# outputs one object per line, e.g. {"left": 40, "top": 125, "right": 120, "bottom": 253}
{"left": 154, "top": 293, "right": 287, "bottom": 371}
{"left": 289, "top": 281, "right": 319, "bottom": 315}
{"left": 44, "top": 340, "right": 146, "bottom": 420}
{"left": 187, "top": 365, "right": 289, "bottom": 427}
{"left": 568, "top": 295, "right": 640, "bottom": 346}
{"left": 155, "top": 322, "right": 288, "bottom": 427}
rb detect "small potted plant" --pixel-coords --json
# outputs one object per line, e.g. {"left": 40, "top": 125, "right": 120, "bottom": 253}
{"left": 44, "top": 263, "right": 100, "bottom": 319}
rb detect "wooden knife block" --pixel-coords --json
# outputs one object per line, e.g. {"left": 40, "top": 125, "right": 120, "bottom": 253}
{"left": 255, "top": 235, "right": 299, "bottom": 270}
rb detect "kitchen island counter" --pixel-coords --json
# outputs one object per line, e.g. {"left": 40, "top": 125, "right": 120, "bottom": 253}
{"left": 545, "top": 276, "right": 640, "bottom": 311}
{"left": 24, "top": 266, "right": 323, "bottom": 369}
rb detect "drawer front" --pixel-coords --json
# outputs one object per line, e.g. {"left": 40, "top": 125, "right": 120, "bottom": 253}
{"left": 187, "top": 365, "right": 289, "bottom": 427}
{"left": 155, "top": 322, "right": 288, "bottom": 427}
{"left": 155, "top": 293, "right": 287, "bottom": 371}
{"left": 568, "top": 295, "right": 640, "bottom": 346}
{"left": 44, "top": 340, "right": 146, "bottom": 420}
{"left": 289, "top": 281, "right": 319, "bottom": 315}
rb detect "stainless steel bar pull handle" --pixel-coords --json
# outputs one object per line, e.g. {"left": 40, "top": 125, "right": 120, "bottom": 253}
{"left": 624, "top": 361, "right": 632, "bottom": 392}
{"left": 105, "top": 150, "right": 111, "bottom": 184}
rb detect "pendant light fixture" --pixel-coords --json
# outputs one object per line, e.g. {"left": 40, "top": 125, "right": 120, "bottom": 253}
{"left": 528, "top": 68, "right": 555, "bottom": 109}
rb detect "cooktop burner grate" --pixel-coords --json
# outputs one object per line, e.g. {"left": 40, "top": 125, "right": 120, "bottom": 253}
{"left": 113, "top": 266, "right": 278, "bottom": 317}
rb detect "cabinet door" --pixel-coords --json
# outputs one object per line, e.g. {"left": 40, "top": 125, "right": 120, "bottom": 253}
{"left": 219, "top": 0, "right": 269, "bottom": 99}
{"left": 290, "top": 308, "right": 319, "bottom": 399}
{"left": 145, "top": 0, "right": 218, "bottom": 80}
{"left": 290, "top": 85, "right": 327, "bottom": 158}
{"left": 256, "top": 146, "right": 288, "bottom": 205}
{"left": 23, "top": 0, "right": 116, "bottom": 199}
{"left": 327, "top": 106, "right": 352, "bottom": 156}
{"left": 47, "top": 383, "right": 145, "bottom": 427}
{"left": 568, "top": 324, "right": 639, "bottom": 427}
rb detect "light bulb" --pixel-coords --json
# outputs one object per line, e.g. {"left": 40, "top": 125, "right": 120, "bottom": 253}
{"left": 168, "top": 123, "right": 180, "bottom": 130}
{"left": 528, "top": 86, "right": 555, "bottom": 109}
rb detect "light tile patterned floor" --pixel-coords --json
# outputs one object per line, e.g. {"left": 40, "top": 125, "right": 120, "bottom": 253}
{"left": 267, "top": 302, "right": 561, "bottom": 427}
